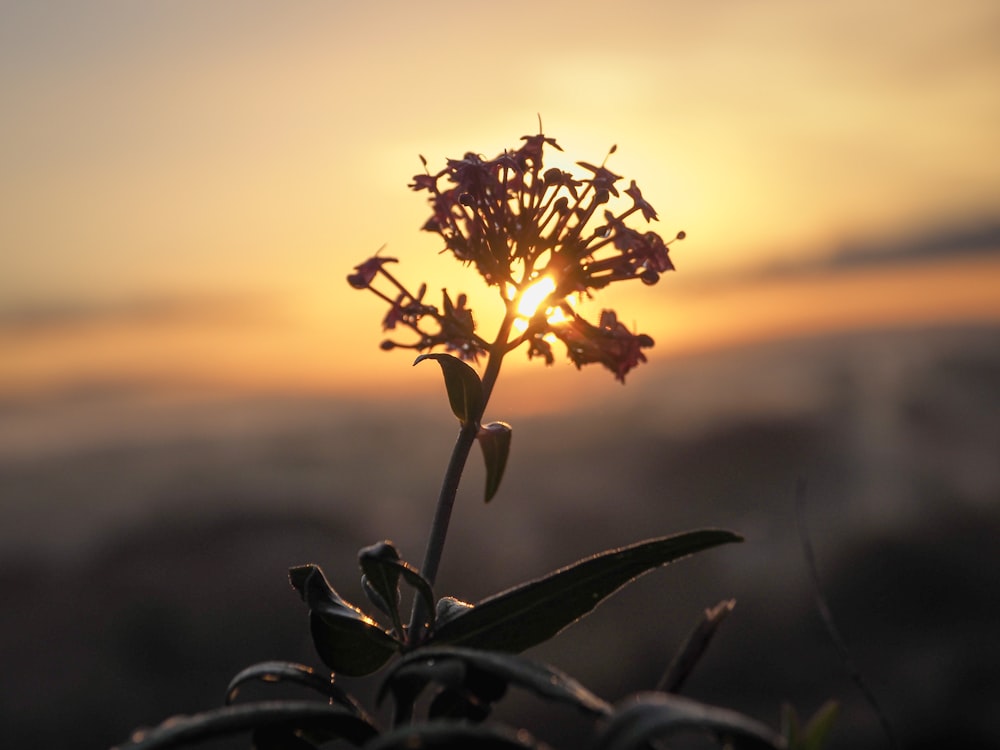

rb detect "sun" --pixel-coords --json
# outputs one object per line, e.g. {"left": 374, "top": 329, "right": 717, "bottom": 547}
{"left": 510, "top": 276, "right": 573, "bottom": 336}
{"left": 516, "top": 276, "right": 557, "bottom": 319}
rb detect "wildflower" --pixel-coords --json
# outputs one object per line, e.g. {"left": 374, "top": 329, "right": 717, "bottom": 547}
{"left": 624, "top": 180, "right": 658, "bottom": 221}
{"left": 347, "top": 254, "right": 398, "bottom": 289}
{"left": 350, "top": 131, "right": 683, "bottom": 381}
{"left": 554, "top": 310, "right": 654, "bottom": 383}
{"left": 576, "top": 159, "right": 622, "bottom": 197}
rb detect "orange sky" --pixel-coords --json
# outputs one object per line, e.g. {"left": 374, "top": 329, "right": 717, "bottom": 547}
{"left": 2, "top": 0, "right": 999, "bottom": 406}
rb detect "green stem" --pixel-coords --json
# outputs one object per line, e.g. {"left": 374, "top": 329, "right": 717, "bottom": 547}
{"left": 394, "top": 313, "right": 515, "bottom": 728}
{"left": 414, "top": 419, "right": 480, "bottom": 595}
{"left": 407, "top": 313, "right": 514, "bottom": 642}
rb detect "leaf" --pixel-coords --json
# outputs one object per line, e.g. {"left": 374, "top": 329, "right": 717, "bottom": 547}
{"left": 358, "top": 542, "right": 437, "bottom": 636}
{"left": 802, "top": 701, "right": 838, "bottom": 750}
{"left": 308, "top": 612, "right": 399, "bottom": 677}
{"left": 378, "top": 646, "right": 612, "bottom": 718}
{"left": 781, "top": 705, "right": 802, "bottom": 748}
{"left": 359, "top": 542, "right": 405, "bottom": 635}
{"left": 429, "top": 530, "right": 742, "bottom": 653}
{"left": 657, "top": 599, "right": 736, "bottom": 693}
{"left": 289, "top": 564, "right": 399, "bottom": 676}
{"left": 111, "top": 701, "right": 378, "bottom": 749}
{"left": 477, "top": 421, "right": 512, "bottom": 502}
{"left": 361, "top": 577, "right": 397, "bottom": 627}
{"left": 395, "top": 562, "right": 437, "bottom": 629}
{"left": 435, "top": 596, "right": 474, "bottom": 627}
{"left": 364, "top": 719, "right": 547, "bottom": 750}
{"left": 224, "top": 661, "right": 369, "bottom": 720}
{"left": 783, "top": 701, "right": 839, "bottom": 750}
{"left": 414, "top": 352, "right": 484, "bottom": 425}
{"left": 593, "top": 692, "right": 786, "bottom": 750}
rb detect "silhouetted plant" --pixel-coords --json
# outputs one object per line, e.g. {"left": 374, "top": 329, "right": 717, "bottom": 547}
{"left": 116, "top": 131, "right": 836, "bottom": 750}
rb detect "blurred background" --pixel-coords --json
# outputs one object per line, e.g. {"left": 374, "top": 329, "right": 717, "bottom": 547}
{"left": 2, "top": 1, "right": 999, "bottom": 748}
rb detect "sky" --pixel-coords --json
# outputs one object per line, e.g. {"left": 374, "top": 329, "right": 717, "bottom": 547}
{"left": 2, "top": 0, "right": 999, "bottom": 403}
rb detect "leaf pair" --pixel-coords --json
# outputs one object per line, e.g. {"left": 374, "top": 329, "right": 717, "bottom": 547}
{"left": 288, "top": 564, "right": 400, "bottom": 677}
{"left": 415, "top": 353, "right": 511, "bottom": 502}
{"left": 290, "top": 542, "right": 438, "bottom": 676}
{"left": 289, "top": 530, "right": 742, "bottom": 679}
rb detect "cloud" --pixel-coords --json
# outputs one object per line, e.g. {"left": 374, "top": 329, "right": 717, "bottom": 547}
{"left": 0, "top": 294, "right": 278, "bottom": 337}
{"left": 822, "top": 220, "right": 1000, "bottom": 271}
{"left": 692, "top": 217, "right": 1000, "bottom": 289}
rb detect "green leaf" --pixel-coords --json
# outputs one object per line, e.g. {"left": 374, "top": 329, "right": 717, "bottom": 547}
{"left": 378, "top": 646, "right": 612, "bottom": 718}
{"left": 593, "top": 692, "right": 786, "bottom": 750}
{"left": 783, "top": 701, "right": 838, "bottom": 750}
{"left": 364, "top": 719, "right": 546, "bottom": 750}
{"left": 429, "top": 530, "right": 742, "bottom": 653}
{"left": 801, "top": 701, "right": 838, "bottom": 750}
{"left": 414, "top": 353, "right": 484, "bottom": 425}
{"left": 224, "top": 661, "right": 369, "bottom": 720}
{"left": 477, "top": 421, "right": 512, "bottom": 503}
{"left": 289, "top": 564, "right": 399, "bottom": 676}
{"left": 111, "top": 701, "right": 378, "bottom": 749}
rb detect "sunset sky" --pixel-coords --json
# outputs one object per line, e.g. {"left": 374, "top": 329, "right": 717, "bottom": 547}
{"left": 2, "top": 0, "right": 999, "bottom": 403}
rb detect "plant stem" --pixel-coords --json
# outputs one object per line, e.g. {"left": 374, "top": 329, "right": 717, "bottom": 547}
{"left": 414, "top": 419, "right": 480, "bottom": 595}
{"left": 407, "top": 313, "right": 514, "bottom": 642}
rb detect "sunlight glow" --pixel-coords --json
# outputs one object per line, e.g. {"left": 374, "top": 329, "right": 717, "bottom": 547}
{"left": 516, "top": 276, "right": 557, "bottom": 319}
{"left": 509, "top": 276, "right": 576, "bottom": 338}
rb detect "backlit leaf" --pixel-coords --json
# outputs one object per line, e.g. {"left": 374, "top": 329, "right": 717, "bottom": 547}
{"left": 359, "top": 542, "right": 405, "bottom": 635}
{"left": 414, "top": 353, "right": 484, "bottom": 425}
{"left": 657, "top": 599, "right": 736, "bottom": 693}
{"left": 224, "top": 661, "right": 369, "bottom": 721}
{"left": 478, "top": 421, "right": 512, "bottom": 503}
{"left": 429, "top": 530, "right": 741, "bottom": 653}
{"left": 289, "top": 564, "right": 399, "bottom": 676}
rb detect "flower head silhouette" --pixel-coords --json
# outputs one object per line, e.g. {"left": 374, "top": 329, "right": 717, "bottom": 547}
{"left": 349, "top": 131, "right": 683, "bottom": 381}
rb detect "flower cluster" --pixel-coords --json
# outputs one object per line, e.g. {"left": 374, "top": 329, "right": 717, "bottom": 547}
{"left": 347, "top": 252, "right": 488, "bottom": 361}
{"left": 348, "top": 133, "right": 683, "bottom": 381}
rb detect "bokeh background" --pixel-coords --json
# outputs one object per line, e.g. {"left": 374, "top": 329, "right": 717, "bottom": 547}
{"left": 2, "top": 1, "right": 999, "bottom": 748}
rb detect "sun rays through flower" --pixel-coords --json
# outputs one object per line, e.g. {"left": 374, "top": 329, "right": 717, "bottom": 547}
{"left": 349, "top": 130, "right": 683, "bottom": 381}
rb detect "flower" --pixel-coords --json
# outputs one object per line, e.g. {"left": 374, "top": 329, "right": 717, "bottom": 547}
{"left": 347, "top": 254, "right": 398, "bottom": 289}
{"left": 554, "top": 310, "right": 654, "bottom": 383}
{"left": 351, "top": 130, "right": 683, "bottom": 381}
{"left": 624, "top": 180, "right": 658, "bottom": 222}
{"left": 576, "top": 160, "right": 622, "bottom": 197}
